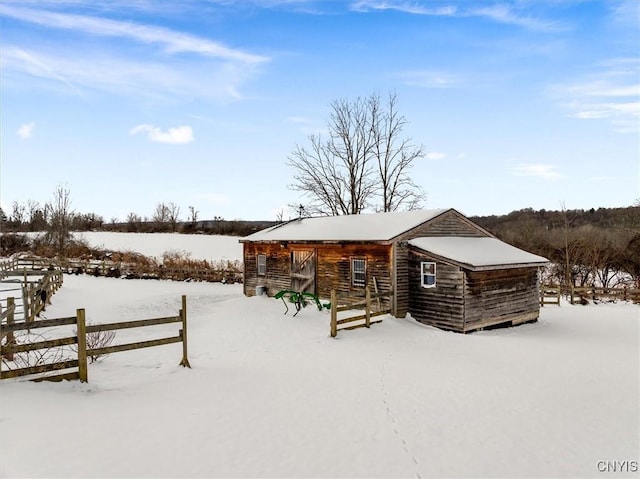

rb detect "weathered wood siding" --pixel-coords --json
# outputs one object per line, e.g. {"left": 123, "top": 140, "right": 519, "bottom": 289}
{"left": 243, "top": 243, "right": 290, "bottom": 297}
{"left": 463, "top": 267, "right": 540, "bottom": 332}
{"left": 393, "top": 242, "right": 409, "bottom": 318}
{"left": 244, "top": 242, "right": 393, "bottom": 309}
{"left": 396, "top": 210, "right": 490, "bottom": 241}
{"left": 408, "top": 248, "right": 465, "bottom": 331}
{"left": 315, "top": 243, "right": 393, "bottom": 310}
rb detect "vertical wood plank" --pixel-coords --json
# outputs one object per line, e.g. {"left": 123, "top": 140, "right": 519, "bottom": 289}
{"left": 179, "top": 295, "right": 191, "bottom": 368}
{"left": 76, "top": 309, "right": 88, "bottom": 382}
{"left": 4, "top": 297, "right": 16, "bottom": 361}
{"left": 330, "top": 289, "right": 337, "bottom": 338}
{"left": 365, "top": 286, "right": 371, "bottom": 328}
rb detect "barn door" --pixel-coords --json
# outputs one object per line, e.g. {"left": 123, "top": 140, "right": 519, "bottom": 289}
{"left": 290, "top": 249, "right": 316, "bottom": 294}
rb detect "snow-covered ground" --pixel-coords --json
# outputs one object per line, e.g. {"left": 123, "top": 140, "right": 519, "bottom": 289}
{"left": 72, "top": 231, "right": 243, "bottom": 262}
{"left": 1, "top": 235, "right": 639, "bottom": 478}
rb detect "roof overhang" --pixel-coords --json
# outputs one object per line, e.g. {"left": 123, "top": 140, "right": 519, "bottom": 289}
{"left": 409, "top": 237, "right": 549, "bottom": 271}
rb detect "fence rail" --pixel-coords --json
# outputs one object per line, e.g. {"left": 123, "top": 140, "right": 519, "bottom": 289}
{"left": 330, "top": 287, "right": 391, "bottom": 338}
{"left": 540, "top": 284, "right": 640, "bottom": 305}
{"left": 0, "top": 295, "right": 190, "bottom": 382}
{"left": 1, "top": 257, "right": 64, "bottom": 322}
{"left": 1, "top": 255, "right": 242, "bottom": 283}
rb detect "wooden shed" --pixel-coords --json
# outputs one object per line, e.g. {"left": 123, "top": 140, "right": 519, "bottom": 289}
{"left": 240, "top": 209, "right": 548, "bottom": 332}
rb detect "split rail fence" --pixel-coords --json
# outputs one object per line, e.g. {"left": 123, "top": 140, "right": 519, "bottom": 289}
{"left": 0, "top": 295, "right": 190, "bottom": 382}
{"left": 540, "top": 284, "right": 640, "bottom": 306}
{"left": 330, "top": 287, "right": 391, "bottom": 338}
{"left": 0, "top": 258, "right": 64, "bottom": 322}
{"left": 1, "top": 255, "right": 241, "bottom": 283}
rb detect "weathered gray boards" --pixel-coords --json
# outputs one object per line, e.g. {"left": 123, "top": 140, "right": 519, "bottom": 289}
{"left": 240, "top": 209, "right": 548, "bottom": 333}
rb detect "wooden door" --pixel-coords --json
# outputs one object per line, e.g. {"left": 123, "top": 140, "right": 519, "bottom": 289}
{"left": 290, "top": 249, "right": 316, "bottom": 294}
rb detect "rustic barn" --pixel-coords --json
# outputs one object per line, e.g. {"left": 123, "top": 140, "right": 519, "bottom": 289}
{"left": 240, "top": 209, "right": 548, "bottom": 332}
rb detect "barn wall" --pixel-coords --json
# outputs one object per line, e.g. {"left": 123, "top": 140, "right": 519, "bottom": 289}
{"left": 393, "top": 241, "right": 409, "bottom": 318}
{"left": 243, "top": 242, "right": 394, "bottom": 309}
{"left": 463, "top": 267, "right": 541, "bottom": 332}
{"left": 408, "top": 248, "right": 465, "bottom": 331}
{"left": 243, "top": 243, "right": 290, "bottom": 297}
{"left": 315, "top": 243, "right": 393, "bottom": 309}
{"left": 397, "top": 210, "right": 490, "bottom": 241}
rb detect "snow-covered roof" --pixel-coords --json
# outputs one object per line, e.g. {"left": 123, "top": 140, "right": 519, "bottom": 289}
{"left": 409, "top": 236, "right": 549, "bottom": 270}
{"left": 241, "top": 209, "right": 449, "bottom": 242}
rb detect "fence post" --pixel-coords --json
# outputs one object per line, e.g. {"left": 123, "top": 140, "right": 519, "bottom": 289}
{"left": 179, "top": 295, "right": 191, "bottom": 368}
{"left": 365, "top": 286, "right": 371, "bottom": 328}
{"left": 330, "top": 289, "right": 337, "bottom": 338}
{"left": 77, "top": 309, "right": 88, "bottom": 382}
{"left": 4, "top": 297, "right": 16, "bottom": 361}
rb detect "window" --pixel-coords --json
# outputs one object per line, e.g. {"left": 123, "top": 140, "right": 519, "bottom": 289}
{"left": 257, "top": 254, "right": 267, "bottom": 276}
{"left": 421, "top": 262, "right": 436, "bottom": 288}
{"left": 351, "top": 258, "right": 366, "bottom": 287}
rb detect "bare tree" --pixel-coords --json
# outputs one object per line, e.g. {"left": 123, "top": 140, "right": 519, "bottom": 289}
{"left": 370, "top": 92, "right": 425, "bottom": 211}
{"left": 167, "top": 202, "right": 181, "bottom": 232}
{"left": 188, "top": 206, "right": 199, "bottom": 223}
{"left": 45, "top": 184, "right": 73, "bottom": 254}
{"left": 288, "top": 92, "right": 425, "bottom": 215}
{"left": 11, "top": 201, "right": 26, "bottom": 225}
{"left": 153, "top": 202, "right": 170, "bottom": 224}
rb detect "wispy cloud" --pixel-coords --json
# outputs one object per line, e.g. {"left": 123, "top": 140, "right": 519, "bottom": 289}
{"left": 468, "top": 4, "right": 562, "bottom": 32}
{"left": 17, "top": 122, "right": 36, "bottom": 139}
{"left": 511, "top": 164, "right": 564, "bottom": 180}
{"left": 397, "top": 71, "right": 461, "bottom": 89}
{"left": 350, "top": 1, "right": 564, "bottom": 31}
{"left": 426, "top": 152, "right": 446, "bottom": 160}
{"left": 130, "top": 124, "right": 194, "bottom": 144}
{"left": 1, "top": 46, "right": 256, "bottom": 101}
{"left": 0, "top": 4, "right": 268, "bottom": 64}
{"left": 551, "top": 58, "right": 640, "bottom": 133}
{"left": 350, "top": 1, "right": 457, "bottom": 16}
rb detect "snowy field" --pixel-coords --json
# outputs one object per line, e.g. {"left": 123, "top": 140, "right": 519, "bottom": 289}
{"left": 1, "top": 233, "right": 639, "bottom": 478}
{"left": 72, "top": 231, "right": 243, "bottom": 262}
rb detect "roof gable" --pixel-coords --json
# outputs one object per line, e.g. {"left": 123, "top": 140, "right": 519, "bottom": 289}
{"left": 241, "top": 209, "right": 449, "bottom": 242}
{"left": 409, "top": 236, "right": 549, "bottom": 270}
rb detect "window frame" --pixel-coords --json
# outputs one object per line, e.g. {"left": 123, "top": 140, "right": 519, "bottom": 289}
{"left": 351, "top": 257, "right": 367, "bottom": 288}
{"left": 257, "top": 254, "right": 267, "bottom": 276}
{"left": 421, "top": 261, "right": 437, "bottom": 288}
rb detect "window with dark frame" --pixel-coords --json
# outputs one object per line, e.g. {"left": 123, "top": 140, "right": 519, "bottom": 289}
{"left": 421, "top": 262, "right": 436, "bottom": 288}
{"left": 257, "top": 254, "right": 267, "bottom": 276}
{"left": 351, "top": 258, "right": 366, "bottom": 287}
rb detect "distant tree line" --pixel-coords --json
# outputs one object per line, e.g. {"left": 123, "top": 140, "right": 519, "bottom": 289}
{"left": 1, "top": 193, "right": 275, "bottom": 247}
{"left": 472, "top": 206, "right": 640, "bottom": 288}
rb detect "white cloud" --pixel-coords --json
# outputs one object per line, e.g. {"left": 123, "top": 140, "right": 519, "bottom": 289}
{"left": 130, "top": 124, "right": 194, "bottom": 144}
{"left": 1, "top": 46, "right": 256, "bottom": 101}
{"left": 511, "top": 164, "right": 564, "bottom": 180}
{"left": 426, "top": 152, "right": 446, "bottom": 160}
{"left": 350, "top": 1, "right": 563, "bottom": 31}
{"left": 350, "top": 1, "right": 457, "bottom": 16}
{"left": 0, "top": 4, "right": 268, "bottom": 64}
{"left": 17, "top": 122, "right": 36, "bottom": 139}
{"left": 552, "top": 58, "right": 640, "bottom": 134}
{"left": 398, "top": 71, "right": 461, "bottom": 89}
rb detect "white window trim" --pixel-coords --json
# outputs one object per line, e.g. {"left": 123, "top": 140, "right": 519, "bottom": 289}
{"left": 351, "top": 258, "right": 366, "bottom": 288}
{"left": 257, "top": 254, "right": 267, "bottom": 276}
{"left": 421, "top": 261, "right": 436, "bottom": 288}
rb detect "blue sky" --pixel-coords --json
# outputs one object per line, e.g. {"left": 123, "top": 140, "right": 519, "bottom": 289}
{"left": 1, "top": 0, "right": 638, "bottom": 222}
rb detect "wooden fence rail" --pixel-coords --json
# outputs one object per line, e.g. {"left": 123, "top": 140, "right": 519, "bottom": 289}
{"left": 540, "top": 284, "right": 640, "bottom": 305}
{"left": 0, "top": 295, "right": 190, "bottom": 382}
{"left": 1, "top": 255, "right": 242, "bottom": 283}
{"left": 330, "top": 287, "right": 391, "bottom": 338}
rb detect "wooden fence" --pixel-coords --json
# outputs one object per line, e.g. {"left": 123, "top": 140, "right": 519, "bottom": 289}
{"left": 0, "top": 295, "right": 190, "bottom": 382}
{"left": 540, "top": 284, "right": 640, "bottom": 305}
{"left": 1, "top": 255, "right": 242, "bottom": 283}
{"left": 330, "top": 287, "right": 391, "bottom": 338}
{"left": 0, "top": 259, "right": 64, "bottom": 322}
